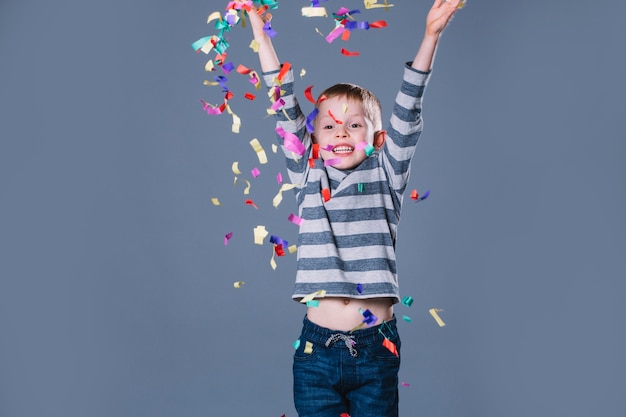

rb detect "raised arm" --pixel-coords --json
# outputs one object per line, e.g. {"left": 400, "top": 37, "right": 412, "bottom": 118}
{"left": 412, "top": 0, "right": 461, "bottom": 72}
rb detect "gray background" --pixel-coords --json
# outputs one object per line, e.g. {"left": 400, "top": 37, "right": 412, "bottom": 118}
{"left": 1, "top": 0, "right": 625, "bottom": 416}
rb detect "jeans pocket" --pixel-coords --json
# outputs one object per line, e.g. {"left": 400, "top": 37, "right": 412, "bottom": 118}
{"left": 293, "top": 338, "right": 321, "bottom": 362}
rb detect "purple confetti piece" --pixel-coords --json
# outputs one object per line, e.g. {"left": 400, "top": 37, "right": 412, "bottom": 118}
{"left": 224, "top": 232, "right": 233, "bottom": 246}
{"left": 263, "top": 21, "right": 277, "bottom": 38}
{"left": 356, "top": 283, "right": 363, "bottom": 294}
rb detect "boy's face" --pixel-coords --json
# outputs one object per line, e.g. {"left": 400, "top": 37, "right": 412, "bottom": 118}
{"left": 312, "top": 96, "right": 385, "bottom": 170}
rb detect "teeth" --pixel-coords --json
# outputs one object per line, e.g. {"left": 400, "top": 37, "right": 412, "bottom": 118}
{"left": 333, "top": 146, "right": 353, "bottom": 154}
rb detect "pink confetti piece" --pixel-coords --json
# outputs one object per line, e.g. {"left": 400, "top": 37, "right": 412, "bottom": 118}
{"left": 224, "top": 231, "right": 233, "bottom": 246}
{"left": 276, "top": 126, "right": 306, "bottom": 156}
{"left": 276, "top": 172, "right": 283, "bottom": 184}
{"left": 324, "top": 158, "right": 342, "bottom": 166}
{"left": 401, "top": 382, "right": 411, "bottom": 387}
{"left": 251, "top": 167, "right": 261, "bottom": 178}
{"left": 288, "top": 213, "right": 304, "bottom": 226}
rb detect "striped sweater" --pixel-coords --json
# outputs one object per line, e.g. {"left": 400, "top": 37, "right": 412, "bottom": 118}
{"left": 263, "top": 63, "right": 430, "bottom": 304}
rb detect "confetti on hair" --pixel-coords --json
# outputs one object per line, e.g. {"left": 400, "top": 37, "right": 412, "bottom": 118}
{"left": 402, "top": 296, "right": 414, "bottom": 307}
{"left": 233, "top": 281, "right": 245, "bottom": 288}
{"left": 211, "top": 197, "right": 222, "bottom": 206}
{"left": 224, "top": 231, "right": 233, "bottom": 246}
{"left": 429, "top": 308, "right": 446, "bottom": 327}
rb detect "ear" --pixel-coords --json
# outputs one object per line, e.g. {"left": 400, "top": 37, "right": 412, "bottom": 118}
{"left": 373, "top": 130, "right": 386, "bottom": 150}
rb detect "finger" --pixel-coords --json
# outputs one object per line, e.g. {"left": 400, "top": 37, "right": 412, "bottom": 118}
{"left": 432, "top": 0, "right": 444, "bottom": 9}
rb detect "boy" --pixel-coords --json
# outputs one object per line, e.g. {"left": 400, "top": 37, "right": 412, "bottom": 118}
{"left": 241, "top": 1, "right": 461, "bottom": 415}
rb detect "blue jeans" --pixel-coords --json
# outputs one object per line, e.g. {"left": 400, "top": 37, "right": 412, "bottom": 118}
{"left": 293, "top": 315, "right": 401, "bottom": 417}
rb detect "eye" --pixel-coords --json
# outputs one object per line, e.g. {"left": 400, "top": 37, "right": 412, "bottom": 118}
{"left": 349, "top": 123, "right": 362, "bottom": 129}
{"left": 323, "top": 124, "right": 334, "bottom": 130}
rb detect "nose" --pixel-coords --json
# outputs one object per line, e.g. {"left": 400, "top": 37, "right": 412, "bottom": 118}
{"left": 335, "top": 125, "right": 348, "bottom": 137}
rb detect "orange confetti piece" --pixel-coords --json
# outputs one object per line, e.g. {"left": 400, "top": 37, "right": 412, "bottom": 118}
{"left": 236, "top": 64, "right": 252, "bottom": 74}
{"left": 328, "top": 110, "right": 343, "bottom": 124}
{"left": 341, "top": 30, "right": 351, "bottom": 41}
{"left": 369, "top": 20, "right": 388, "bottom": 28}
{"left": 321, "top": 188, "right": 331, "bottom": 202}
{"left": 277, "top": 61, "right": 292, "bottom": 82}
{"left": 304, "top": 85, "right": 316, "bottom": 104}
{"left": 382, "top": 338, "right": 399, "bottom": 357}
{"left": 244, "top": 92, "right": 256, "bottom": 100}
{"left": 340, "top": 48, "right": 360, "bottom": 57}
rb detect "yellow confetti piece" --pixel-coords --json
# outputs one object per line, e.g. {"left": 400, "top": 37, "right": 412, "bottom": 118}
{"left": 207, "top": 11, "right": 221, "bottom": 23}
{"left": 249, "top": 39, "right": 259, "bottom": 53}
{"left": 364, "top": 0, "right": 394, "bottom": 9}
{"left": 249, "top": 138, "right": 268, "bottom": 164}
{"left": 288, "top": 244, "right": 297, "bottom": 254}
{"left": 273, "top": 183, "right": 299, "bottom": 207}
{"left": 300, "top": 68, "right": 306, "bottom": 78}
{"left": 429, "top": 308, "right": 446, "bottom": 327}
{"left": 457, "top": 0, "right": 466, "bottom": 8}
{"left": 205, "top": 60, "right": 215, "bottom": 72}
{"left": 225, "top": 104, "right": 240, "bottom": 133}
{"left": 343, "top": 103, "right": 348, "bottom": 114}
{"left": 232, "top": 162, "right": 241, "bottom": 175}
{"left": 253, "top": 225, "right": 269, "bottom": 245}
{"left": 200, "top": 36, "right": 218, "bottom": 54}
{"left": 243, "top": 179, "right": 251, "bottom": 195}
{"left": 271, "top": 144, "right": 278, "bottom": 153}
{"left": 233, "top": 281, "right": 245, "bottom": 288}
{"left": 302, "top": 6, "right": 328, "bottom": 17}
{"left": 300, "top": 290, "right": 326, "bottom": 303}
{"left": 303, "top": 341, "right": 313, "bottom": 354}
{"left": 203, "top": 80, "right": 219, "bottom": 86}
{"left": 270, "top": 250, "right": 277, "bottom": 270}
{"left": 211, "top": 197, "right": 221, "bottom": 206}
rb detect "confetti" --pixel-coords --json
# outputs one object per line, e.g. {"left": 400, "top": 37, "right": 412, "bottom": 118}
{"left": 304, "top": 341, "right": 313, "bottom": 354}
{"left": 324, "top": 158, "right": 342, "bottom": 167}
{"left": 276, "top": 126, "right": 306, "bottom": 156}
{"left": 382, "top": 337, "right": 399, "bottom": 357}
{"left": 273, "top": 183, "right": 298, "bottom": 207}
{"left": 276, "top": 172, "right": 283, "bottom": 184}
{"left": 249, "top": 138, "right": 268, "bottom": 164}
{"left": 364, "top": 0, "right": 394, "bottom": 10}
{"left": 361, "top": 308, "right": 378, "bottom": 326}
{"left": 300, "top": 290, "right": 326, "bottom": 303}
{"left": 402, "top": 315, "right": 412, "bottom": 322}
{"left": 288, "top": 244, "right": 297, "bottom": 254}
{"left": 244, "top": 92, "right": 256, "bottom": 100}
{"left": 231, "top": 161, "right": 242, "bottom": 175}
{"left": 251, "top": 167, "right": 261, "bottom": 178}
{"left": 410, "top": 189, "right": 430, "bottom": 201}
{"left": 253, "top": 225, "right": 269, "bottom": 245}
{"left": 288, "top": 213, "right": 304, "bottom": 226}
{"left": 321, "top": 188, "right": 331, "bottom": 202}
{"left": 224, "top": 231, "right": 233, "bottom": 246}
{"left": 293, "top": 339, "right": 301, "bottom": 349}
{"left": 401, "top": 382, "right": 411, "bottom": 387}
{"left": 306, "top": 300, "right": 320, "bottom": 307}
{"left": 233, "top": 281, "right": 245, "bottom": 288}
{"left": 402, "top": 296, "right": 414, "bottom": 307}
{"left": 245, "top": 199, "right": 259, "bottom": 209}
{"left": 304, "top": 85, "right": 316, "bottom": 104}
{"left": 429, "top": 308, "right": 446, "bottom": 327}
{"left": 302, "top": 6, "right": 328, "bottom": 17}
{"left": 357, "top": 183, "right": 365, "bottom": 192}
{"left": 356, "top": 283, "right": 363, "bottom": 293}
{"left": 211, "top": 197, "right": 221, "bottom": 206}
{"left": 341, "top": 48, "right": 360, "bottom": 57}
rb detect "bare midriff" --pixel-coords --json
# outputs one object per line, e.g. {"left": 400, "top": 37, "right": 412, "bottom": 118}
{"left": 306, "top": 297, "right": 394, "bottom": 331}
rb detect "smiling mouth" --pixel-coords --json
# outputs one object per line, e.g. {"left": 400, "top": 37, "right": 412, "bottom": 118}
{"left": 332, "top": 145, "right": 354, "bottom": 154}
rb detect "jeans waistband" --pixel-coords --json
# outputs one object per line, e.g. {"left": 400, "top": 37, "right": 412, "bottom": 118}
{"left": 301, "top": 315, "right": 397, "bottom": 346}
